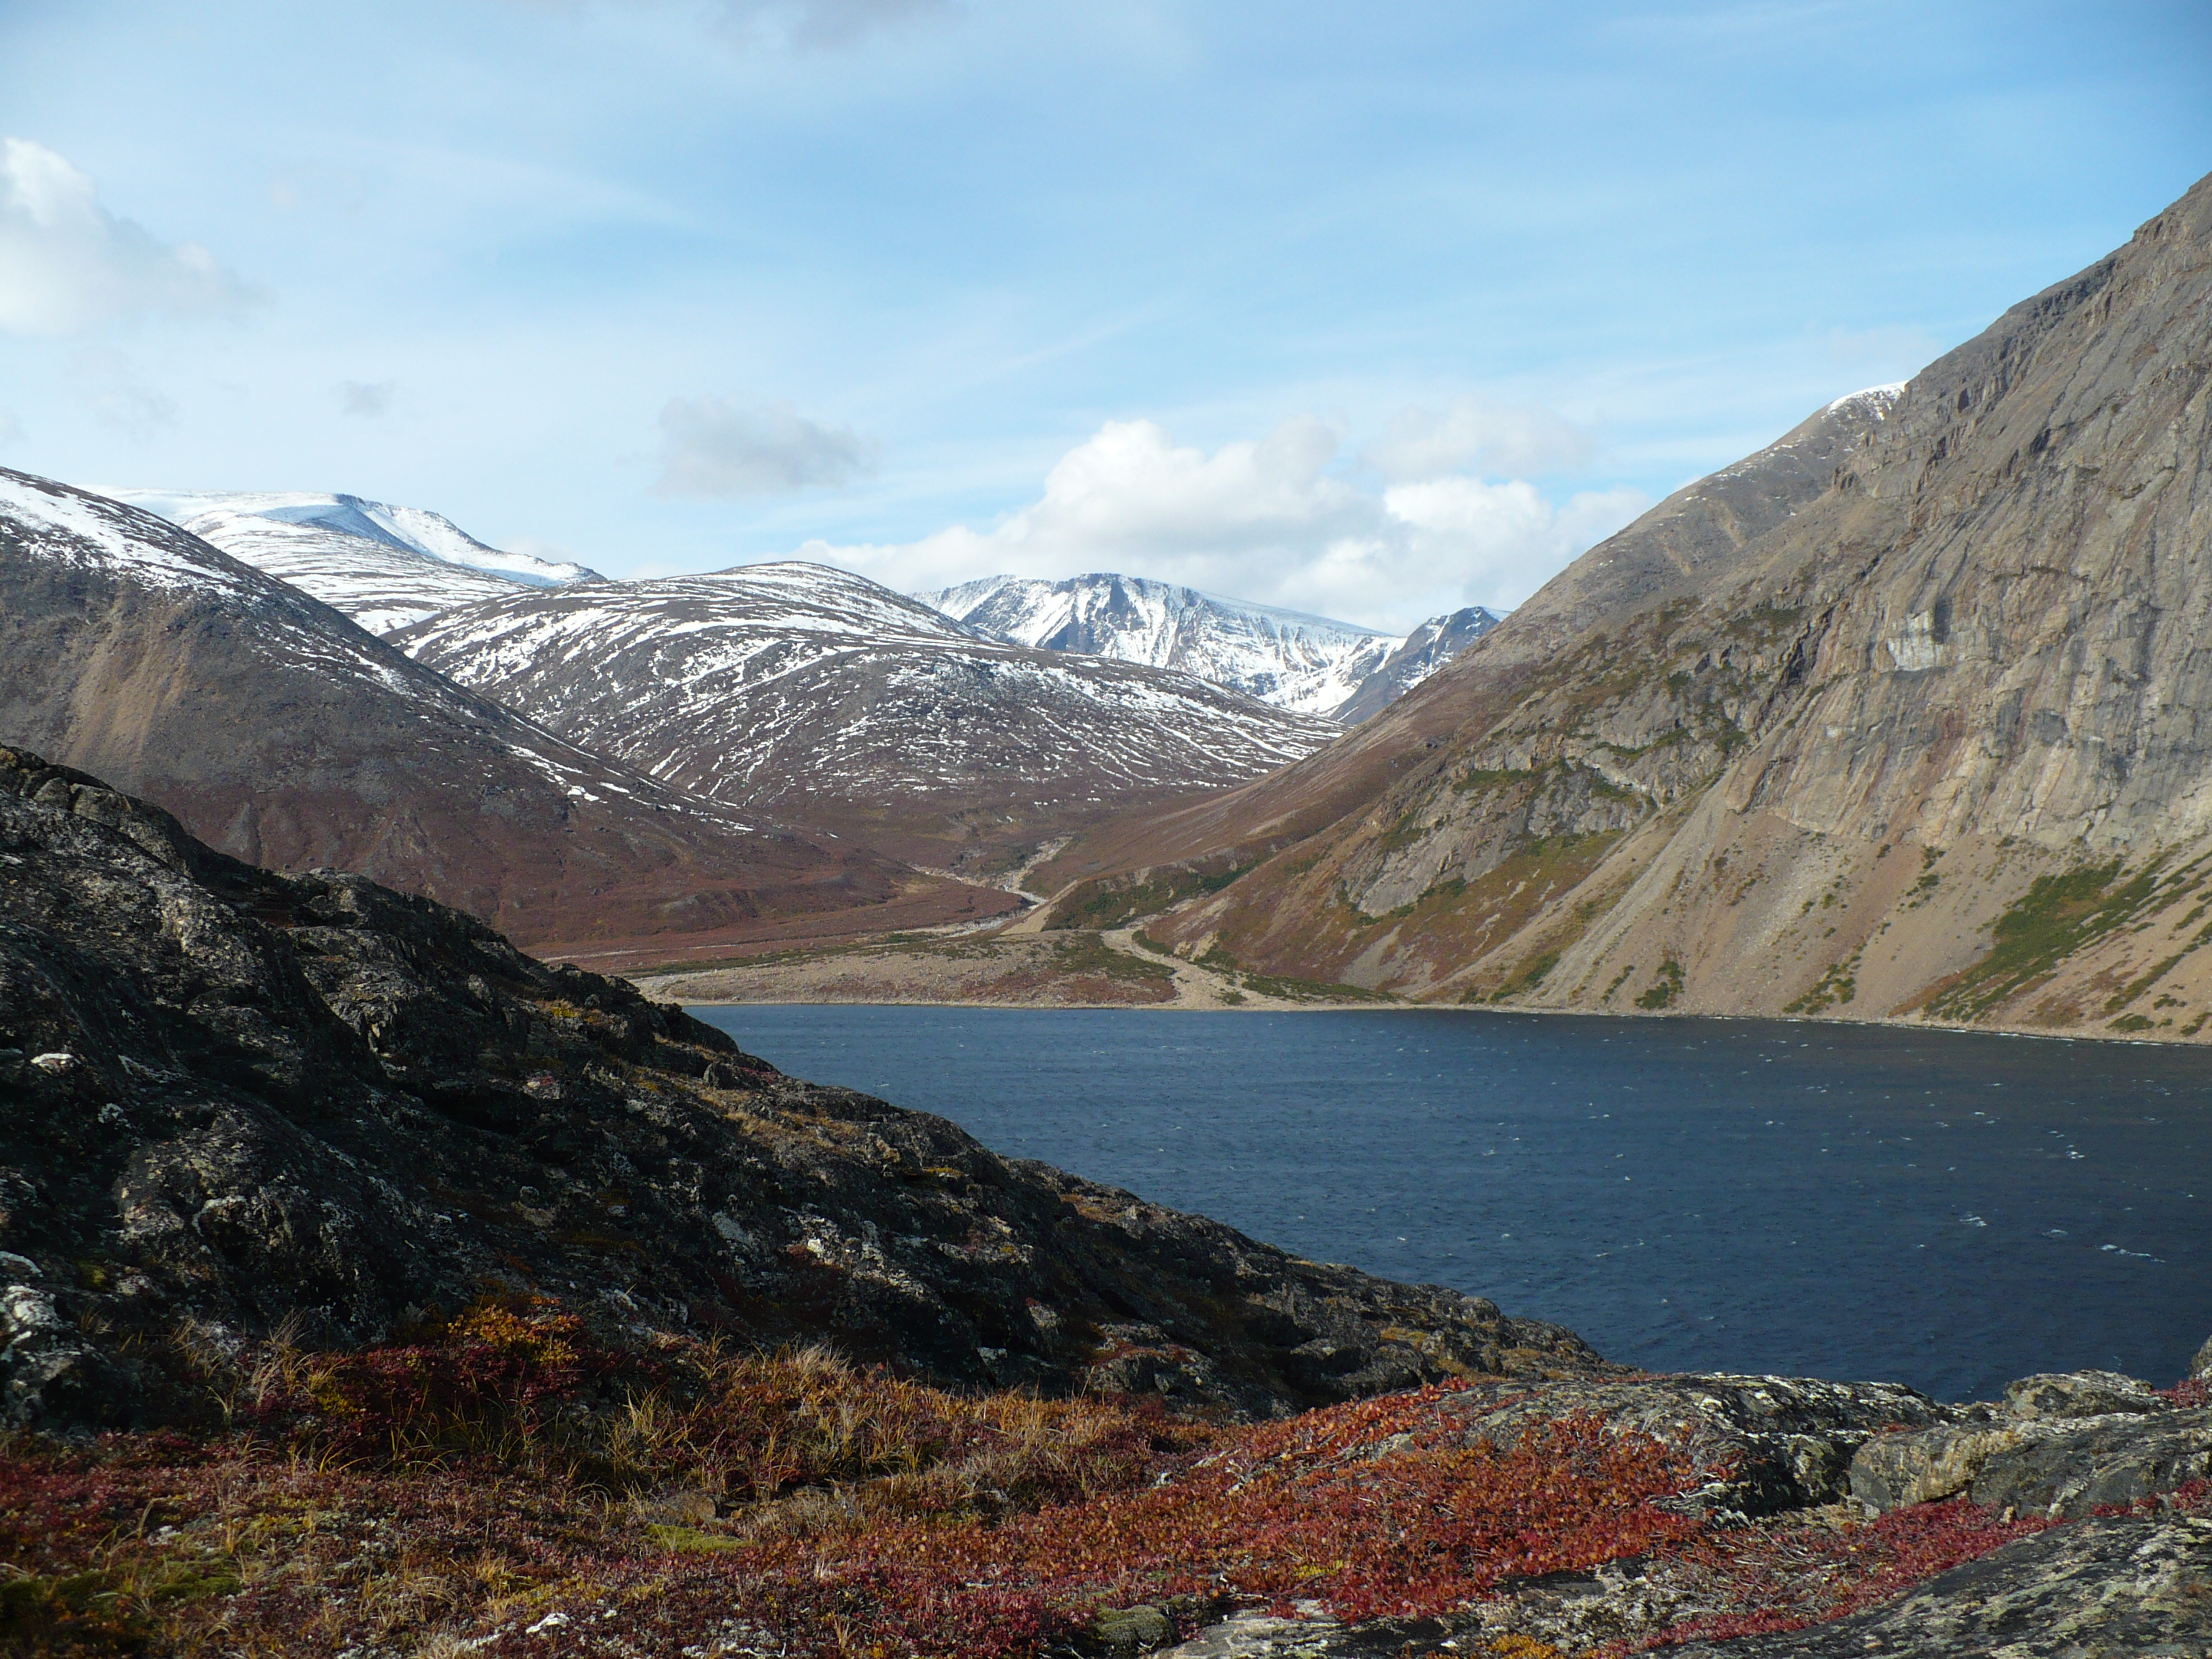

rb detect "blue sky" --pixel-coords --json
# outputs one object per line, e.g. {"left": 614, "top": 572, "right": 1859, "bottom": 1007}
{"left": 1, "top": 0, "right": 2206, "bottom": 631}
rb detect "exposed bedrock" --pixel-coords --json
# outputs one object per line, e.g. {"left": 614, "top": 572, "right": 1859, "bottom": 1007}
{"left": 0, "top": 746, "right": 1599, "bottom": 1429}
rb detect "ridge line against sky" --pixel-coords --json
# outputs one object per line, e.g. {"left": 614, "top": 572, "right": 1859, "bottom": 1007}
{"left": 0, "top": 0, "right": 2206, "bottom": 631}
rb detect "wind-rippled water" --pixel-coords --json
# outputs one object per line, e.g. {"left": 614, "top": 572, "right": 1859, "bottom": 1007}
{"left": 689, "top": 1005, "right": 2211, "bottom": 1403}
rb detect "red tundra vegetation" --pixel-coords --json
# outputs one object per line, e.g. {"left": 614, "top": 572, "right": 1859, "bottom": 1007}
{"left": 0, "top": 1303, "right": 2128, "bottom": 1658}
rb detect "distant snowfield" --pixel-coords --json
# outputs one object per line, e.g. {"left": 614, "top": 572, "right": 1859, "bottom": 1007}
{"left": 104, "top": 488, "right": 603, "bottom": 634}
{"left": 922, "top": 571, "right": 1499, "bottom": 721}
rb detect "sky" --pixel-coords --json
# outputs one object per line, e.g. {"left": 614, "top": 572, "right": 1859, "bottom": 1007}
{"left": 0, "top": 1, "right": 2207, "bottom": 634}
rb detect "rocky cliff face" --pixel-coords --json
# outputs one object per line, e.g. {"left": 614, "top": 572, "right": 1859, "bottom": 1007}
{"left": 395, "top": 561, "right": 1339, "bottom": 869}
{"left": 1040, "top": 172, "right": 2212, "bottom": 1042}
{"left": 0, "top": 747, "right": 1599, "bottom": 1429}
{"left": 0, "top": 470, "right": 1009, "bottom": 963}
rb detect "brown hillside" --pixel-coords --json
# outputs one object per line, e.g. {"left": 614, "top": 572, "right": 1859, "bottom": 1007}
{"left": 0, "top": 471, "right": 1012, "bottom": 958}
{"left": 1038, "top": 171, "right": 2212, "bottom": 1042}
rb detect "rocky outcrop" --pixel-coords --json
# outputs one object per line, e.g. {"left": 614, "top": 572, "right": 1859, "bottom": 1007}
{"left": 0, "top": 747, "right": 1598, "bottom": 1428}
{"left": 1851, "top": 1370, "right": 2211, "bottom": 1520}
{"left": 1148, "top": 1364, "right": 2212, "bottom": 1658}
{"left": 0, "top": 469, "right": 1010, "bottom": 963}
{"left": 1030, "top": 171, "right": 2212, "bottom": 1043}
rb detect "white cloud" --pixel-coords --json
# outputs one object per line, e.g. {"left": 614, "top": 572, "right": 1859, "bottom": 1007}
{"left": 1363, "top": 397, "right": 1593, "bottom": 482}
{"left": 336, "top": 379, "right": 395, "bottom": 417}
{"left": 654, "top": 396, "right": 878, "bottom": 496}
{"left": 0, "top": 409, "right": 22, "bottom": 446}
{"left": 788, "top": 415, "right": 1651, "bottom": 633}
{"left": 0, "top": 138, "right": 260, "bottom": 336}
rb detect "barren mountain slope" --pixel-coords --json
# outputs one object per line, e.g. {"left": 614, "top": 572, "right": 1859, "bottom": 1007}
{"left": 1025, "top": 384, "right": 1902, "bottom": 908}
{"left": 1049, "top": 172, "right": 2212, "bottom": 1041}
{"left": 397, "top": 561, "right": 1337, "bottom": 868}
{"left": 108, "top": 488, "right": 601, "bottom": 634}
{"left": 0, "top": 472, "right": 1005, "bottom": 958}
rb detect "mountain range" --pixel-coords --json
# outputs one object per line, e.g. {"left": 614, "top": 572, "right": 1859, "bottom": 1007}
{"left": 1028, "top": 172, "right": 2212, "bottom": 1042}
{"left": 0, "top": 471, "right": 1010, "bottom": 963}
{"left": 922, "top": 571, "right": 1498, "bottom": 720}
{"left": 392, "top": 562, "right": 1339, "bottom": 868}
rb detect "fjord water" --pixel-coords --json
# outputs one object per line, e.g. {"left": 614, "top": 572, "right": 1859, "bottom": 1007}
{"left": 693, "top": 1007, "right": 2210, "bottom": 1403}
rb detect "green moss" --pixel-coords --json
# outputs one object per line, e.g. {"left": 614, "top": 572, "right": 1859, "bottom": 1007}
{"left": 1925, "top": 859, "right": 2166, "bottom": 1022}
{"left": 1488, "top": 951, "right": 1560, "bottom": 1002}
{"left": 1635, "top": 958, "right": 1685, "bottom": 1011}
{"left": 1044, "top": 863, "right": 1256, "bottom": 930}
{"left": 1785, "top": 949, "right": 1861, "bottom": 1016}
{"left": 2109, "top": 1014, "right": 2157, "bottom": 1033}
{"left": 1047, "top": 935, "right": 1176, "bottom": 985}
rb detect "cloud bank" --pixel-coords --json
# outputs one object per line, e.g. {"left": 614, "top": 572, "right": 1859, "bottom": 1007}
{"left": 0, "top": 138, "right": 258, "bottom": 336}
{"left": 655, "top": 396, "right": 879, "bottom": 496}
{"left": 790, "top": 415, "right": 1649, "bottom": 633}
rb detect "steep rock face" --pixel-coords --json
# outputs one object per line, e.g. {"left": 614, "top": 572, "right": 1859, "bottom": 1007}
{"left": 1050, "top": 173, "right": 2212, "bottom": 1040}
{"left": 397, "top": 562, "right": 1339, "bottom": 868}
{"left": 0, "top": 747, "right": 1599, "bottom": 1427}
{"left": 0, "top": 471, "right": 1005, "bottom": 960}
{"left": 922, "top": 572, "right": 1398, "bottom": 718}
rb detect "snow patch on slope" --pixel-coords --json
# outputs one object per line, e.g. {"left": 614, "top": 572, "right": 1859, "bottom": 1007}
{"left": 919, "top": 572, "right": 1398, "bottom": 719}
{"left": 103, "top": 488, "right": 602, "bottom": 635}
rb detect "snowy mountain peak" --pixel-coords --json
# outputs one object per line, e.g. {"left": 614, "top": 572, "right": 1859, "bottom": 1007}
{"left": 101, "top": 487, "right": 603, "bottom": 636}
{"left": 920, "top": 572, "right": 1398, "bottom": 719}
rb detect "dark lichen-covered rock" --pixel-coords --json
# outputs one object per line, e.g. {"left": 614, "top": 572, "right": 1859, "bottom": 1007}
{"left": 2003, "top": 1368, "right": 2171, "bottom": 1420}
{"left": 1429, "top": 1371, "right": 1959, "bottom": 1516}
{"left": 1660, "top": 1516, "right": 2212, "bottom": 1658}
{"left": 0, "top": 747, "right": 1604, "bottom": 1428}
{"left": 1851, "top": 1369, "right": 2210, "bottom": 1521}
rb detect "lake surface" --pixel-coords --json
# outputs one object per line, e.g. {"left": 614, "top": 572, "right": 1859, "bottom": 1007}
{"left": 688, "top": 1005, "right": 2211, "bottom": 1403}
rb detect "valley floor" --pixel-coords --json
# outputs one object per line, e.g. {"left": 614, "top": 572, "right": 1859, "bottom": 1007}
{"left": 637, "top": 925, "right": 1397, "bottom": 1010}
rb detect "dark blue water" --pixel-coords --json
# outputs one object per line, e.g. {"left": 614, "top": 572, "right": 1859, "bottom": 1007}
{"left": 688, "top": 1005, "right": 2212, "bottom": 1403}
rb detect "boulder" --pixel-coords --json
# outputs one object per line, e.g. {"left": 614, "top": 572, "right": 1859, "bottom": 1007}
{"left": 2003, "top": 1368, "right": 2170, "bottom": 1419}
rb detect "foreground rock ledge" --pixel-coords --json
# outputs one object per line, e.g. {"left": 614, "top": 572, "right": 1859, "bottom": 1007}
{"left": 0, "top": 746, "right": 1599, "bottom": 1427}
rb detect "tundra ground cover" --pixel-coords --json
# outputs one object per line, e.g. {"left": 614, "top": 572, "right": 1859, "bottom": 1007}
{"left": 0, "top": 1307, "right": 2123, "bottom": 1658}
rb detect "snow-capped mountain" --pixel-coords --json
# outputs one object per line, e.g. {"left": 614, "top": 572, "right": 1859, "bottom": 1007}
{"left": 919, "top": 573, "right": 1401, "bottom": 719}
{"left": 919, "top": 572, "right": 1504, "bottom": 722}
{"left": 396, "top": 561, "right": 1339, "bottom": 868}
{"left": 1330, "top": 605, "right": 1501, "bottom": 724}
{"left": 1, "top": 469, "right": 990, "bottom": 955}
{"left": 103, "top": 489, "right": 601, "bottom": 635}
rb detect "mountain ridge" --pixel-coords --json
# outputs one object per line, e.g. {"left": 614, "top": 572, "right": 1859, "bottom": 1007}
{"left": 922, "top": 570, "right": 1498, "bottom": 721}
{"left": 395, "top": 559, "right": 1341, "bottom": 869}
{"left": 1024, "top": 171, "right": 2212, "bottom": 1044}
{"left": 0, "top": 469, "right": 1009, "bottom": 961}
{"left": 106, "top": 487, "right": 601, "bottom": 635}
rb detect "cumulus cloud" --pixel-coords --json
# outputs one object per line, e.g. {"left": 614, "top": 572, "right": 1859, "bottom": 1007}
{"left": 789, "top": 416, "right": 1650, "bottom": 632}
{"left": 336, "top": 379, "right": 395, "bottom": 418}
{"left": 0, "top": 138, "right": 260, "bottom": 336}
{"left": 1363, "top": 397, "right": 1593, "bottom": 482}
{"left": 655, "top": 396, "right": 878, "bottom": 496}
